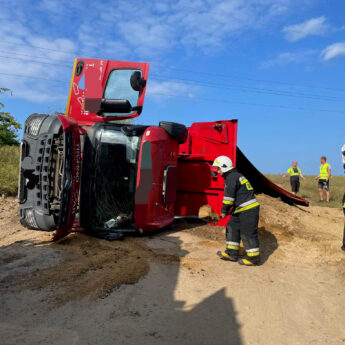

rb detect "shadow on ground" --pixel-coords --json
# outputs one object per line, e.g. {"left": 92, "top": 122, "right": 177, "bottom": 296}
{"left": 258, "top": 226, "right": 278, "bottom": 264}
{"left": 0, "top": 225, "right": 244, "bottom": 345}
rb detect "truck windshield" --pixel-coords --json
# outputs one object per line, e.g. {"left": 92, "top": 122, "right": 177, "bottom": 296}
{"left": 90, "top": 128, "right": 140, "bottom": 231}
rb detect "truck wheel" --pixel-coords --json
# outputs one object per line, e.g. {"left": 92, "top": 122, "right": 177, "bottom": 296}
{"left": 159, "top": 121, "right": 188, "bottom": 144}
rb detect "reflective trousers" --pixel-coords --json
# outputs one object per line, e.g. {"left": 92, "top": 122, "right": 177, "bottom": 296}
{"left": 226, "top": 206, "right": 260, "bottom": 250}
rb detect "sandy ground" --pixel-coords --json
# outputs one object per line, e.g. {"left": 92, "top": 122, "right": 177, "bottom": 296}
{"left": 0, "top": 195, "right": 345, "bottom": 345}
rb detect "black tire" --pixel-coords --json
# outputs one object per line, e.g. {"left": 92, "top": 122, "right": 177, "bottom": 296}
{"left": 159, "top": 121, "right": 188, "bottom": 144}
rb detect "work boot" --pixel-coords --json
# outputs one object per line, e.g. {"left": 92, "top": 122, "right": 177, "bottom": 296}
{"left": 217, "top": 249, "right": 239, "bottom": 262}
{"left": 238, "top": 255, "right": 260, "bottom": 266}
{"left": 238, "top": 250, "right": 260, "bottom": 266}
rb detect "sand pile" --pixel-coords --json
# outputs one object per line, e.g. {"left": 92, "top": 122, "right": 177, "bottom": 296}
{"left": 257, "top": 194, "right": 345, "bottom": 265}
{"left": 198, "top": 205, "right": 220, "bottom": 223}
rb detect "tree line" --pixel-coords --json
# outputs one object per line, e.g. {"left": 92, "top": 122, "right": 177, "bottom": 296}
{"left": 0, "top": 88, "right": 21, "bottom": 146}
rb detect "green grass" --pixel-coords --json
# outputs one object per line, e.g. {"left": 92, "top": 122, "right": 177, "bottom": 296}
{"left": 0, "top": 145, "right": 20, "bottom": 196}
{"left": 266, "top": 174, "right": 345, "bottom": 209}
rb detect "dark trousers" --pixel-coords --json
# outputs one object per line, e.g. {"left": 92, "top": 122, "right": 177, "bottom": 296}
{"left": 226, "top": 206, "right": 260, "bottom": 250}
{"left": 290, "top": 178, "right": 300, "bottom": 193}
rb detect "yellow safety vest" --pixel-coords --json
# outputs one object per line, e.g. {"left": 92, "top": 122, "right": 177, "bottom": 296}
{"left": 287, "top": 167, "right": 301, "bottom": 177}
{"left": 319, "top": 163, "right": 330, "bottom": 180}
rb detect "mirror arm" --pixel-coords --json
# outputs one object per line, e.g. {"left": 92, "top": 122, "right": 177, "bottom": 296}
{"left": 131, "top": 106, "right": 143, "bottom": 115}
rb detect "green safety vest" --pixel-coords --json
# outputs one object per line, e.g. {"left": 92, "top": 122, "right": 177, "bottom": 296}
{"left": 319, "top": 163, "right": 331, "bottom": 180}
{"left": 287, "top": 167, "right": 301, "bottom": 176}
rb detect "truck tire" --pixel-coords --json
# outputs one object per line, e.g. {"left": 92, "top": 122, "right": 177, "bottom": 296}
{"left": 159, "top": 121, "right": 188, "bottom": 144}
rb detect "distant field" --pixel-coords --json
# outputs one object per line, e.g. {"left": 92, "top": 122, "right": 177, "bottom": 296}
{"left": 0, "top": 145, "right": 20, "bottom": 196}
{"left": 266, "top": 174, "right": 345, "bottom": 209}
{"left": 0, "top": 145, "right": 344, "bottom": 209}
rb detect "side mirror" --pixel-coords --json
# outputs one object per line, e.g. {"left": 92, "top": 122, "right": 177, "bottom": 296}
{"left": 130, "top": 71, "right": 146, "bottom": 92}
{"left": 84, "top": 98, "right": 132, "bottom": 114}
{"left": 99, "top": 99, "right": 132, "bottom": 114}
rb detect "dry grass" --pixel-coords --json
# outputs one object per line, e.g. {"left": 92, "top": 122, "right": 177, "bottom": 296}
{"left": 0, "top": 146, "right": 19, "bottom": 196}
{"left": 266, "top": 174, "right": 345, "bottom": 209}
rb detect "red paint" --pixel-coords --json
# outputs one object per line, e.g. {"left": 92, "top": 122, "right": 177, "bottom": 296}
{"left": 134, "top": 126, "right": 179, "bottom": 232}
{"left": 175, "top": 120, "right": 238, "bottom": 226}
{"left": 53, "top": 115, "right": 81, "bottom": 240}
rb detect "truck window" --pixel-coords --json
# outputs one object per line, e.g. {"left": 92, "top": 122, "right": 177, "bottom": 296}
{"left": 103, "top": 69, "right": 141, "bottom": 116}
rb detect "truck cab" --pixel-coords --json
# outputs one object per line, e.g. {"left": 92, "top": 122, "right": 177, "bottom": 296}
{"left": 19, "top": 59, "right": 188, "bottom": 239}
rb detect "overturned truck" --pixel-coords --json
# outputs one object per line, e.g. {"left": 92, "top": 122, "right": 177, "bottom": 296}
{"left": 18, "top": 59, "right": 308, "bottom": 240}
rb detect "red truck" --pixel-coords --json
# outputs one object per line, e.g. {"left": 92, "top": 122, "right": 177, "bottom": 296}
{"left": 18, "top": 58, "right": 308, "bottom": 240}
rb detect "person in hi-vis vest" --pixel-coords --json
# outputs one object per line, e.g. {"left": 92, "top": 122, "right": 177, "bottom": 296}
{"left": 314, "top": 156, "right": 331, "bottom": 202}
{"left": 282, "top": 161, "right": 306, "bottom": 195}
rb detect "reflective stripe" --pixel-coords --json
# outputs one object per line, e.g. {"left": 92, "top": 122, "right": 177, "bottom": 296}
{"left": 241, "top": 258, "right": 254, "bottom": 265}
{"left": 240, "top": 178, "right": 248, "bottom": 185}
{"left": 246, "top": 247, "right": 260, "bottom": 253}
{"left": 246, "top": 248, "right": 260, "bottom": 257}
{"left": 223, "top": 196, "right": 235, "bottom": 201}
{"left": 65, "top": 58, "right": 77, "bottom": 116}
{"left": 226, "top": 245, "right": 239, "bottom": 250}
{"left": 223, "top": 200, "right": 233, "bottom": 205}
{"left": 320, "top": 163, "right": 330, "bottom": 179}
{"left": 227, "top": 241, "right": 240, "bottom": 246}
{"left": 237, "top": 199, "right": 257, "bottom": 208}
{"left": 234, "top": 202, "right": 260, "bottom": 214}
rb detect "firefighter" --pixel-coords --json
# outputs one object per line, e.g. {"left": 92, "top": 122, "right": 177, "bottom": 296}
{"left": 282, "top": 161, "right": 306, "bottom": 195}
{"left": 341, "top": 145, "right": 345, "bottom": 252}
{"left": 213, "top": 156, "right": 260, "bottom": 266}
{"left": 314, "top": 156, "right": 332, "bottom": 202}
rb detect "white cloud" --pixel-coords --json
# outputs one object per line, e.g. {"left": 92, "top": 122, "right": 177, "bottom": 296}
{"left": 0, "top": 11, "right": 76, "bottom": 103}
{"left": 75, "top": 0, "right": 293, "bottom": 57}
{"left": 147, "top": 80, "right": 196, "bottom": 101}
{"left": 0, "top": 0, "right": 306, "bottom": 104}
{"left": 320, "top": 42, "right": 345, "bottom": 61}
{"left": 283, "top": 16, "right": 328, "bottom": 41}
{"left": 261, "top": 50, "right": 316, "bottom": 68}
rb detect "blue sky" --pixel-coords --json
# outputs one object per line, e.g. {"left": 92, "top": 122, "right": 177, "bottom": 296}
{"left": 0, "top": 0, "right": 344, "bottom": 174}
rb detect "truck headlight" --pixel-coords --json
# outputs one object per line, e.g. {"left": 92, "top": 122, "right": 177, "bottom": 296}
{"left": 21, "top": 208, "right": 38, "bottom": 229}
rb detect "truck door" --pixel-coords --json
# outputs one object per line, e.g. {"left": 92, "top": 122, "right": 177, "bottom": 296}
{"left": 65, "top": 58, "right": 150, "bottom": 126}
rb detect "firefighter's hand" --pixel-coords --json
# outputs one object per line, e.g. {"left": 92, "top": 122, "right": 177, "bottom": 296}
{"left": 220, "top": 213, "right": 226, "bottom": 219}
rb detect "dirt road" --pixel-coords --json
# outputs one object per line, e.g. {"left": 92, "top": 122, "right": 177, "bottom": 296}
{"left": 0, "top": 195, "right": 344, "bottom": 345}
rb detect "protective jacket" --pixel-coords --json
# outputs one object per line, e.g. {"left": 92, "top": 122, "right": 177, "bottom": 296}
{"left": 221, "top": 168, "right": 259, "bottom": 215}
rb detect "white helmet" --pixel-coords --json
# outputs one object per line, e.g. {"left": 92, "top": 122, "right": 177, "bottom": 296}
{"left": 213, "top": 156, "right": 233, "bottom": 173}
